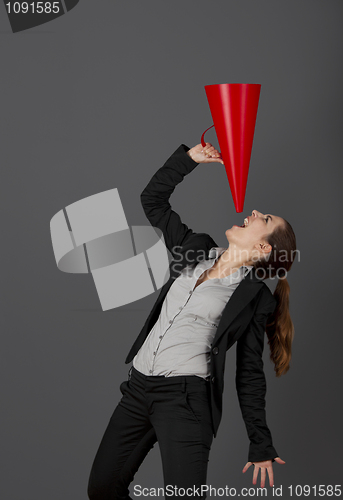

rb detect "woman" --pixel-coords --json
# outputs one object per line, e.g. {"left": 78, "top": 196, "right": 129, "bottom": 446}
{"left": 87, "top": 142, "right": 297, "bottom": 500}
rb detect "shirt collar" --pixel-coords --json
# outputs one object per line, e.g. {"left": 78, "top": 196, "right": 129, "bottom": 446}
{"left": 208, "top": 246, "right": 253, "bottom": 278}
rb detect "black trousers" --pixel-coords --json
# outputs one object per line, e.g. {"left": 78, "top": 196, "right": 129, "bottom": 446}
{"left": 87, "top": 366, "right": 214, "bottom": 500}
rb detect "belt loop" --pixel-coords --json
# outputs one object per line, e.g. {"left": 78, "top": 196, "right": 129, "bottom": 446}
{"left": 128, "top": 366, "right": 133, "bottom": 380}
{"left": 181, "top": 378, "right": 186, "bottom": 393}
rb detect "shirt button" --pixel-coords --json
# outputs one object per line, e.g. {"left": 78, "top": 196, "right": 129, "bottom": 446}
{"left": 179, "top": 306, "right": 183, "bottom": 310}
{"left": 159, "top": 336, "right": 163, "bottom": 339}
{"left": 169, "top": 320, "right": 173, "bottom": 324}
{"left": 189, "top": 290, "right": 193, "bottom": 295}
{"left": 153, "top": 351, "right": 156, "bottom": 355}
{"left": 212, "top": 347, "right": 219, "bottom": 355}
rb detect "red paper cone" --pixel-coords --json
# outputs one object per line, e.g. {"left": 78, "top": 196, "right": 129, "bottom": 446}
{"left": 201, "top": 83, "right": 261, "bottom": 213}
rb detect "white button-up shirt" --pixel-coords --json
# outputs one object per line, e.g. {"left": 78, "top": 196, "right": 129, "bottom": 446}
{"left": 133, "top": 247, "right": 253, "bottom": 380}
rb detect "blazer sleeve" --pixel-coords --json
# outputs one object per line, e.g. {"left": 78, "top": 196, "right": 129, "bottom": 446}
{"left": 235, "top": 296, "right": 278, "bottom": 463}
{"left": 140, "top": 144, "right": 200, "bottom": 256}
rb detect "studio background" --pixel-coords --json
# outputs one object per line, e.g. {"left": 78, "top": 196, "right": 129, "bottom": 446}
{"left": 1, "top": 1, "right": 342, "bottom": 499}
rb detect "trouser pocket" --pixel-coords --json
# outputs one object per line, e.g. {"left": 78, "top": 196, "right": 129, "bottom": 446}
{"left": 181, "top": 386, "right": 211, "bottom": 425}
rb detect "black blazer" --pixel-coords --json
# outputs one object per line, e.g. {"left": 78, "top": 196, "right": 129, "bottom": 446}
{"left": 125, "top": 144, "right": 278, "bottom": 463}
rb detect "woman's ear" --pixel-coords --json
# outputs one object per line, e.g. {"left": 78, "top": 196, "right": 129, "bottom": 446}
{"left": 254, "top": 241, "right": 272, "bottom": 255}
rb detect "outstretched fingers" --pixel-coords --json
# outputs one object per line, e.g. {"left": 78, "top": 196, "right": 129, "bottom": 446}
{"left": 242, "top": 457, "right": 285, "bottom": 488}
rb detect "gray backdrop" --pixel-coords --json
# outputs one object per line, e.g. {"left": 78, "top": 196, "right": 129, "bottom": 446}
{"left": 1, "top": 1, "right": 342, "bottom": 499}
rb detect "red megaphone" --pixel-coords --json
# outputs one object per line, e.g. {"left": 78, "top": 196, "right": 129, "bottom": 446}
{"left": 201, "top": 83, "right": 261, "bottom": 213}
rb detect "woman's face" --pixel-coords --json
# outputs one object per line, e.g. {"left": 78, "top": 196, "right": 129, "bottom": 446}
{"left": 225, "top": 209, "right": 285, "bottom": 257}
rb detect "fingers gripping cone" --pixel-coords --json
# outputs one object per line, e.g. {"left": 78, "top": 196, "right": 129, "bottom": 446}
{"left": 201, "top": 84, "right": 261, "bottom": 213}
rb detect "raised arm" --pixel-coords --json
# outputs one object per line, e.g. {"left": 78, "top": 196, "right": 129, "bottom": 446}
{"left": 235, "top": 295, "right": 278, "bottom": 464}
{"left": 140, "top": 142, "right": 223, "bottom": 256}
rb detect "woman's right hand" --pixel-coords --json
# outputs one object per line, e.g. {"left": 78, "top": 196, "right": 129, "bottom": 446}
{"left": 187, "top": 142, "right": 224, "bottom": 164}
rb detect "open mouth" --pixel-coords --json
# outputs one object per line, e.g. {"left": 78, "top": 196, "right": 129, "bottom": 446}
{"left": 240, "top": 217, "right": 249, "bottom": 228}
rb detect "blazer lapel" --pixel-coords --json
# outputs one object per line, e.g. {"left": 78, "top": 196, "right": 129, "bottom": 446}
{"left": 211, "top": 268, "right": 263, "bottom": 346}
{"left": 125, "top": 244, "right": 263, "bottom": 364}
{"left": 165, "top": 246, "right": 264, "bottom": 348}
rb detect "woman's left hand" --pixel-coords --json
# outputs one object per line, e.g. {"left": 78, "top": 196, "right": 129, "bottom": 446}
{"left": 242, "top": 457, "right": 286, "bottom": 488}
